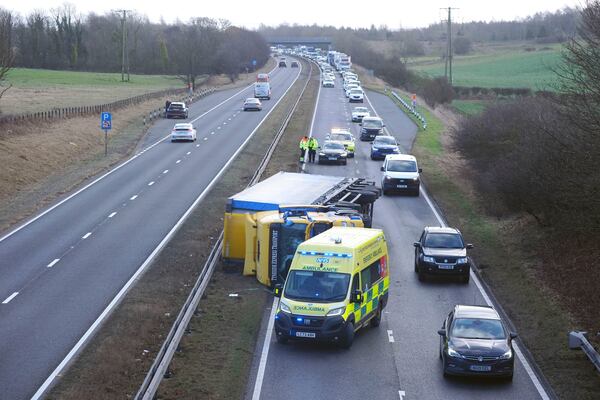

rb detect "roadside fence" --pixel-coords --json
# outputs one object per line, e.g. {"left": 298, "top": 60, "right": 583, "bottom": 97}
{"left": 569, "top": 331, "right": 600, "bottom": 374}
{"left": 142, "top": 88, "right": 215, "bottom": 126}
{"left": 389, "top": 90, "right": 427, "bottom": 130}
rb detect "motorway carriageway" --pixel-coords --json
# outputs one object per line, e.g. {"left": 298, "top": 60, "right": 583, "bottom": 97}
{"left": 247, "top": 70, "right": 552, "bottom": 400}
{"left": 0, "top": 61, "right": 301, "bottom": 400}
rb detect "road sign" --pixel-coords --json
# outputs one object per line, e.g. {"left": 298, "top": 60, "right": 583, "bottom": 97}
{"left": 101, "top": 112, "right": 112, "bottom": 130}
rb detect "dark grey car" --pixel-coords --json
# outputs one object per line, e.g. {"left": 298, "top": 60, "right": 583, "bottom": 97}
{"left": 414, "top": 226, "right": 472, "bottom": 283}
{"left": 438, "top": 305, "right": 517, "bottom": 380}
{"left": 318, "top": 141, "right": 348, "bottom": 165}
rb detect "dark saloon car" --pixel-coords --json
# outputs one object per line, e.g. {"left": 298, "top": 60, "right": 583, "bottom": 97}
{"left": 438, "top": 305, "right": 517, "bottom": 380}
{"left": 318, "top": 141, "right": 348, "bottom": 165}
{"left": 165, "top": 102, "right": 188, "bottom": 119}
{"left": 359, "top": 116, "right": 385, "bottom": 141}
{"left": 414, "top": 226, "right": 472, "bottom": 283}
{"left": 370, "top": 135, "right": 401, "bottom": 160}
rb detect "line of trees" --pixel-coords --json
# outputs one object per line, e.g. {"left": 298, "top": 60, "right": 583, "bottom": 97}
{"left": 0, "top": 5, "right": 269, "bottom": 84}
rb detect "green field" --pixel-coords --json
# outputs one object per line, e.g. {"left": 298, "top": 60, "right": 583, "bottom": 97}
{"left": 450, "top": 100, "right": 489, "bottom": 116}
{"left": 410, "top": 46, "right": 563, "bottom": 90}
{"left": 5, "top": 68, "right": 182, "bottom": 88}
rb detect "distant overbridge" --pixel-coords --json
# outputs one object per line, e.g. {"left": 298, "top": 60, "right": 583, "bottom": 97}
{"left": 265, "top": 37, "right": 332, "bottom": 48}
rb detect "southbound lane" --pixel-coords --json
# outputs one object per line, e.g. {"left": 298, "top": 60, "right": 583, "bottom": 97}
{"left": 0, "top": 62, "right": 301, "bottom": 400}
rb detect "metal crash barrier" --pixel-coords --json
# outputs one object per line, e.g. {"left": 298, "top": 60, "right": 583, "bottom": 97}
{"left": 568, "top": 331, "right": 600, "bottom": 374}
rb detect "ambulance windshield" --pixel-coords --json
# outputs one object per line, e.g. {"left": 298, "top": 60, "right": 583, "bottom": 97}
{"left": 284, "top": 270, "right": 350, "bottom": 303}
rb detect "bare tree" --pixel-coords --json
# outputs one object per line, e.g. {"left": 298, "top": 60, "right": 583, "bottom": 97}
{"left": 0, "top": 8, "right": 15, "bottom": 106}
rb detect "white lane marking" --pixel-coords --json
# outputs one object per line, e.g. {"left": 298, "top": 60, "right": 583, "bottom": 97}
{"left": 196, "top": 144, "right": 200, "bottom": 147}
{"left": 391, "top": 108, "right": 552, "bottom": 400}
{"left": 252, "top": 297, "right": 278, "bottom": 400}
{"left": 32, "top": 59, "right": 301, "bottom": 400}
{"left": 356, "top": 170, "right": 360, "bottom": 174}
{"left": 47, "top": 259, "right": 60, "bottom": 268}
{"left": 302, "top": 61, "right": 322, "bottom": 173}
{"left": 223, "top": 122, "right": 227, "bottom": 125}
{"left": 204, "top": 138, "right": 208, "bottom": 141}
{"left": 387, "top": 330, "right": 395, "bottom": 343}
{"left": 2, "top": 292, "right": 19, "bottom": 304}
{"left": 217, "top": 126, "right": 221, "bottom": 130}
{"left": 211, "top": 132, "right": 215, "bottom": 135}
{"left": 399, "top": 391, "right": 406, "bottom": 400}
{"left": 186, "top": 151, "right": 191, "bottom": 155}
{"left": 108, "top": 212, "right": 117, "bottom": 218}
{"left": 163, "top": 170, "right": 169, "bottom": 174}
{"left": 82, "top": 232, "right": 92, "bottom": 239}
{"left": 130, "top": 195, "right": 138, "bottom": 201}
{"left": 228, "top": 117, "right": 232, "bottom": 121}
{"left": 0, "top": 77, "right": 271, "bottom": 246}
{"left": 176, "top": 160, "right": 181, "bottom": 164}
{"left": 148, "top": 181, "right": 154, "bottom": 186}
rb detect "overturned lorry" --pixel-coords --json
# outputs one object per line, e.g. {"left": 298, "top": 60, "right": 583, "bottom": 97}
{"left": 223, "top": 172, "right": 380, "bottom": 287}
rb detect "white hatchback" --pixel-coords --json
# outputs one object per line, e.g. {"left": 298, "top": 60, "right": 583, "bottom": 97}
{"left": 171, "top": 123, "right": 197, "bottom": 142}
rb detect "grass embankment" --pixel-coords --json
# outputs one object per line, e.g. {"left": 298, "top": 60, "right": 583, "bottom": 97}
{"left": 450, "top": 100, "right": 489, "bottom": 116}
{"left": 386, "top": 90, "right": 600, "bottom": 399}
{"left": 409, "top": 45, "right": 562, "bottom": 90}
{"left": 47, "top": 58, "right": 316, "bottom": 400}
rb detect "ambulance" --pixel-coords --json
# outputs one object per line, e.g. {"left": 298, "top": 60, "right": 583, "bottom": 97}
{"left": 274, "top": 227, "right": 389, "bottom": 348}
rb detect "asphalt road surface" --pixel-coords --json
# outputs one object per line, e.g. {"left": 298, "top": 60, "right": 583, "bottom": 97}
{"left": 0, "top": 61, "right": 301, "bottom": 400}
{"left": 249, "top": 71, "right": 551, "bottom": 400}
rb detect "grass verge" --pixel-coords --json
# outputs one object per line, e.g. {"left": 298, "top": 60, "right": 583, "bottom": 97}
{"left": 449, "top": 100, "right": 489, "bottom": 116}
{"left": 46, "top": 58, "right": 314, "bottom": 399}
{"left": 385, "top": 89, "right": 600, "bottom": 399}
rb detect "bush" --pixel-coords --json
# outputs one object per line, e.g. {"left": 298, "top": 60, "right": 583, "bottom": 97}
{"left": 421, "top": 77, "right": 454, "bottom": 107}
{"left": 453, "top": 37, "right": 472, "bottom": 55}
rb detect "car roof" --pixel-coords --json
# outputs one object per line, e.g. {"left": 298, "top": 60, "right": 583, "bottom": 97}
{"left": 424, "top": 226, "right": 461, "bottom": 235}
{"left": 170, "top": 102, "right": 185, "bottom": 106}
{"left": 323, "top": 140, "right": 343, "bottom": 145}
{"left": 384, "top": 154, "right": 416, "bottom": 162}
{"left": 246, "top": 97, "right": 260, "bottom": 102}
{"left": 374, "top": 135, "right": 396, "bottom": 141}
{"left": 331, "top": 128, "right": 351, "bottom": 134}
{"left": 174, "top": 123, "right": 193, "bottom": 129}
{"left": 454, "top": 305, "right": 500, "bottom": 320}
{"left": 362, "top": 116, "right": 382, "bottom": 121}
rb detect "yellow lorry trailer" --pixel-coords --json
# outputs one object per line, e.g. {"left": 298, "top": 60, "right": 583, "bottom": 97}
{"left": 223, "top": 172, "right": 380, "bottom": 287}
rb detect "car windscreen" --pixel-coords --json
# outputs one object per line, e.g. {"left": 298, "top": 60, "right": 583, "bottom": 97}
{"left": 330, "top": 133, "right": 351, "bottom": 141}
{"left": 386, "top": 160, "right": 417, "bottom": 172}
{"left": 424, "top": 233, "right": 464, "bottom": 248}
{"left": 284, "top": 270, "right": 350, "bottom": 302}
{"left": 363, "top": 119, "right": 383, "bottom": 128}
{"left": 350, "top": 89, "right": 362, "bottom": 94}
{"left": 354, "top": 108, "right": 368, "bottom": 113}
{"left": 175, "top": 127, "right": 192, "bottom": 131}
{"left": 323, "top": 142, "right": 345, "bottom": 150}
{"left": 451, "top": 318, "right": 506, "bottom": 340}
{"left": 169, "top": 104, "right": 184, "bottom": 110}
{"left": 374, "top": 137, "right": 396, "bottom": 146}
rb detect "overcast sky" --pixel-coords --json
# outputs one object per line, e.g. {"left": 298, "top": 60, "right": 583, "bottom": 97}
{"left": 6, "top": 0, "right": 584, "bottom": 29}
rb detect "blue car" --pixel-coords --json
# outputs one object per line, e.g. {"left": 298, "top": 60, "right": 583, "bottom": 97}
{"left": 370, "top": 135, "right": 400, "bottom": 160}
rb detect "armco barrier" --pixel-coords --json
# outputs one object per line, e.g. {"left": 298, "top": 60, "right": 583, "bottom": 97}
{"left": 569, "top": 331, "right": 600, "bottom": 374}
{"left": 390, "top": 90, "right": 427, "bottom": 130}
{"left": 142, "top": 88, "right": 215, "bottom": 126}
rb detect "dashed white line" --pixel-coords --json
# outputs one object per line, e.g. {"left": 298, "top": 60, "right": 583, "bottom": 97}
{"left": 398, "top": 390, "right": 406, "bottom": 400}
{"left": 217, "top": 126, "right": 221, "bottom": 130}
{"left": 204, "top": 137, "right": 208, "bottom": 141}
{"left": 148, "top": 181, "right": 154, "bottom": 186}
{"left": 186, "top": 151, "right": 191, "bottom": 155}
{"left": 47, "top": 258, "right": 60, "bottom": 268}
{"left": 176, "top": 160, "right": 181, "bottom": 164}
{"left": 82, "top": 232, "right": 92, "bottom": 239}
{"left": 228, "top": 118, "right": 232, "bottom": 121}
{"left": 223, "top": 122, "right": 227, "bottom": 125}
{"left": 211, "top": 131, "right": 215, "bottom": 135}
{"left": 130, "top": 195, "right": 138, "bottom": 201}
{"left": 2, "top": 292, "right": 19, "bottom": 304}
{"left": 387, "top": 330, "right": 395, "bottom": 343}
{"left": 108, "top": 212, "right": 117, "bottom": 218}
{"left": 196, "top": 144, "right": 200, "bottom": 147}
{"left": 163, "top": 170, "right": 169, "bottom": 174}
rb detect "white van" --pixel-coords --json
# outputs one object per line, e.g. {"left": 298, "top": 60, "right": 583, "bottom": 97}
{"left": 380, "top": 154, "right": 422, "bottom": 196}
{"left": 254, "top": 82, "right": 271, "bottom": 100}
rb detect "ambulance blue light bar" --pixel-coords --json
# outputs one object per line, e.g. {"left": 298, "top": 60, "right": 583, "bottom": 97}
{"left": 298, "top": 251, "right": 352, "bottom": 258}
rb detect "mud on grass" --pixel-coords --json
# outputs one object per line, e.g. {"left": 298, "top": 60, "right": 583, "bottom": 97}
{"left": 47, "top": 59, "right": 311, "bottom": 399}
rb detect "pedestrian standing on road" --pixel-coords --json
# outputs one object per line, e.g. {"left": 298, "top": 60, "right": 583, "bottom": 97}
{"left": 299, "top": 136, "right": 309, "bottom": 162}
{"left": 308, "top": 137, "right": 319, "bottom": 163}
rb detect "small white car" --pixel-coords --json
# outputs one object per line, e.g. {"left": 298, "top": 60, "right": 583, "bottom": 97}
{"left": 345, "top": 84, "right": 359, "bottom": 97}
{"left": 322, "top": 79, "right": 335, "bottom": 88}
{"left": 380, "top": 154, "right": 422, "bottom": 196}
{"left": 351, "top": 107, "right": 370, "bottom": 122}
{"left": 243, "top": 98, "right": 262, "bottom": 111}
{"left": 171, "top": 123, "right": 197, "bottom": 142}
{"left": 349, "top": 88, "right": 364, "bottom": 102}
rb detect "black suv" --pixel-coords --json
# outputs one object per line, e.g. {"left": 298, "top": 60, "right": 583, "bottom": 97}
{"left": 166, "top": 102, "right": 188, "bottom": 119}
{"left": 414, "top": 227, "right": 472, "bottom": 283}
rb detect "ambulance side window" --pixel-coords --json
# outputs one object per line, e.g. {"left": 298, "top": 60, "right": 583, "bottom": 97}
{"left": 360, "top": 260, "right": 382, "bottom": 292}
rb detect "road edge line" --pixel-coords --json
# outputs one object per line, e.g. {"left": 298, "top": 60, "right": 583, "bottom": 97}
{"left": 251, "top": 297, "right": 279, "bottom": 400}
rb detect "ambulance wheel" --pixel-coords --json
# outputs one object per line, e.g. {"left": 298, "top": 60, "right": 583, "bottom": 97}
{"left": 341, "top": 322, "right": 355, "bottom": 348}
{"left": 370, "top": 307, "right": 382, "bottom": 328}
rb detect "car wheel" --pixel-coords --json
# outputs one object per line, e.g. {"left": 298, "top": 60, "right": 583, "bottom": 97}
{"left": 340, "top": 321, "right": 355, "bottom": 349}
{"left": 370, "top": 307, "right": 382, "bottom": 328}
{"left": 414, "top": 258, "right": 419, "bottom": 273}
{"left": 370, "top": 155, "right": 375, "bottom": 160}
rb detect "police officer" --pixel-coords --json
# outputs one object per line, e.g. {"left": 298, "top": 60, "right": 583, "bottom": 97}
{"left": 299, "top": 136, "right": 309, "bottom": 162}
{"left": 308, "top": 137, "right": 319, "bottom": 163}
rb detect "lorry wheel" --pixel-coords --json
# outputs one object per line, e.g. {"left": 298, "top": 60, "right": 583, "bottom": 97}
{"left": 370, "top": 307, "right": 382, "bottom": 328}
{"left": 341, "top": 322, "right": 355, "bottom": 349}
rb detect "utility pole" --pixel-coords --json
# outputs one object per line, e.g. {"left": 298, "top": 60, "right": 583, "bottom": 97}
{"left": 113, "top": 9, "right": 131, "bottom": 82}
{"left": 441, "top": 7, "right": 458, "bottom": 85}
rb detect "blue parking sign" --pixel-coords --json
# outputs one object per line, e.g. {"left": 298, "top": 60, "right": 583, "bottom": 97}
{"left": 101, "top": 112, "right": 112, "bottom": 130}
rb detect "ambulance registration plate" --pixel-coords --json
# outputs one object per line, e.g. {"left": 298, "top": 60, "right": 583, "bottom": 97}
{"left": 295, "top": 331, "right": 316, "bottom": 338}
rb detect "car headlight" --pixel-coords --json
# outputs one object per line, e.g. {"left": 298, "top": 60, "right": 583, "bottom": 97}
{"left": 447, "top": 346, "right": 462, "bottom": 358}
{"left": 412, "top": 177, "right": 419, "bottom": 181}
{"left": 319, "top": 152, "right": 326, "bottom": 156}
{"left": 326, "top": 306, "right": 346, "bottom": 317}
{"left": 372, "top": 146, "right": 379, "bottom": 151}
{"left": 457, "top": 257, "right": 468, "bottom": 264}
{"left": 279, "top": 301, "right": 292, "bottom": 314}
{"left": 499, "top": 349, "right": 513, "bottom": 360}
{"left": 384, "top": 176, "right": 392, "bottom": 181}
{"left": 423, "top": 256, "right": 435, "bottom": 263}
{"left": 341, "top": 152, "right": 348, "bottom": 157}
